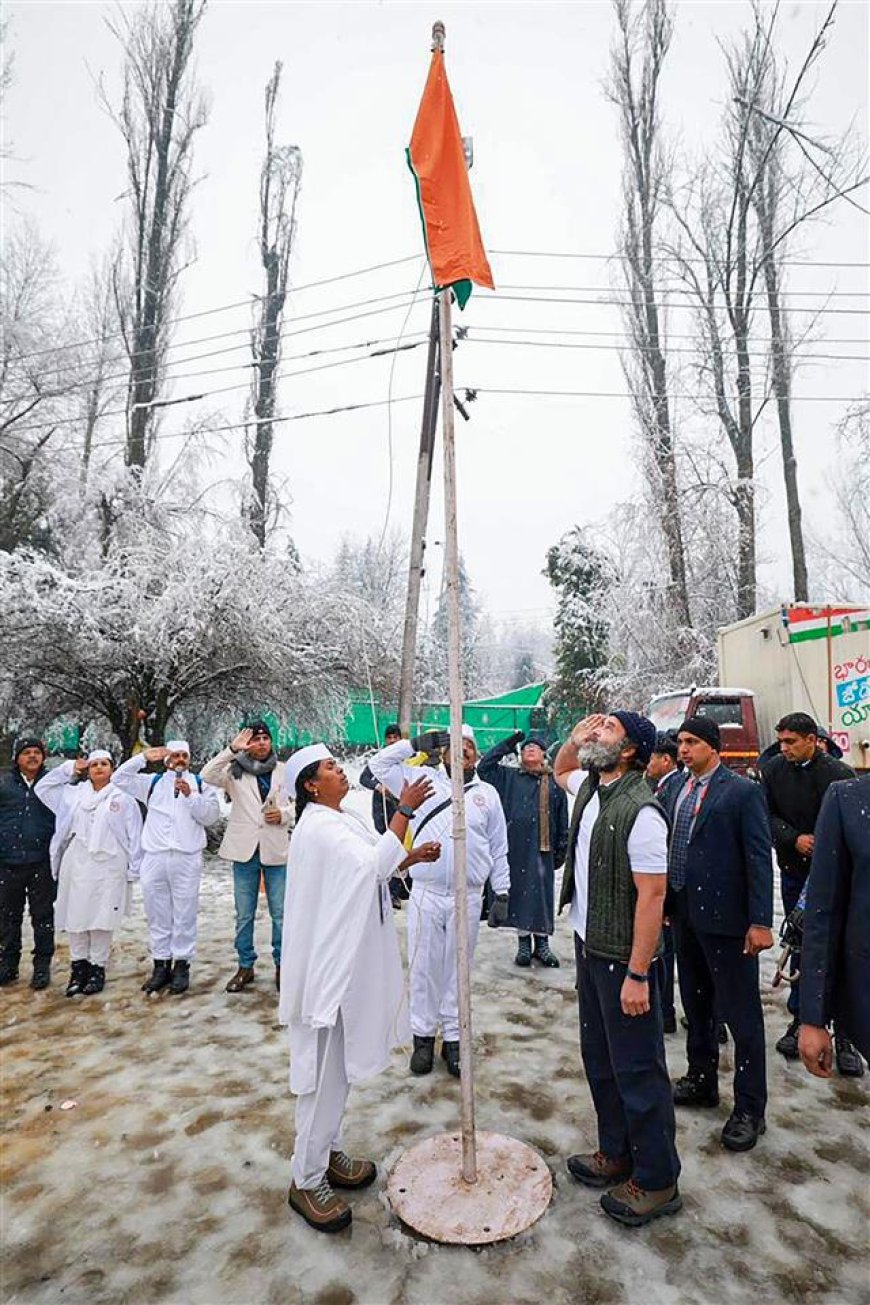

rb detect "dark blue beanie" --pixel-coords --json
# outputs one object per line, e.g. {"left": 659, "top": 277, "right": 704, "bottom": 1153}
{"left": 611, "top": 710, "right": 657, "bottom": 766}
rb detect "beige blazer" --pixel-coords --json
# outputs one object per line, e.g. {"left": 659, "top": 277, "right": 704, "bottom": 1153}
{"left": 200, "top": 747, "right": 293, "bottom": 866}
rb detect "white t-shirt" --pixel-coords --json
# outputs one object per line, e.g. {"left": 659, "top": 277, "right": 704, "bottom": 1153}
{"left": 565, "top": 770, "right": 668, "bottom": 942}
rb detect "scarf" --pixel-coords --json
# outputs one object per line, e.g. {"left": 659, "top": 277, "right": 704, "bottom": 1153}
{"left": 230, "top": 750, "right": 278, "bottom": 780}
{"left": 74, "top": 782, "right": 124, "bottom": 857}
{"left": 538, "top": 768, "right": 552, "bottom": 853}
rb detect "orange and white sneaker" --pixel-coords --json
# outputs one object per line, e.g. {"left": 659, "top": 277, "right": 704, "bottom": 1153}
{"left": 288, "top": 1177, "right": 352, "bottom": 1233}
{"left": 327, "top": 1149, "right": 377, "bottom": 1189}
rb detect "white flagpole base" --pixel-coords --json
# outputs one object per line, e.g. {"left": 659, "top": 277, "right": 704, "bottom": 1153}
{"left": 386, "top": 1130, "right": 552, "bottom": 1245}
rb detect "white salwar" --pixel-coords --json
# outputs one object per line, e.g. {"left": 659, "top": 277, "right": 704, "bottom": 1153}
{"left": 34, "top": 762, "right": 142, "bottom": 966}
{"left": 278, "top": 803, "right": 409, "bottom": 1190}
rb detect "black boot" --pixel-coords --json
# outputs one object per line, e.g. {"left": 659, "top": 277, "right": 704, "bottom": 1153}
{"left": 515, "top": 935, "right": 532, "bottom": 968}
{"left": 65, "top": 960, "right": 90, "bottom": 998}
{"left": 835, "top": 1034, "right": 866, "bottom": 1078}
{"left": 142, "top": 959, "right": 172, "bottom": 994}
{"left": 169, "top": 959, "right": 190, "bottom": 994}
{"left": 775, "top": 1017, "right": 800, "bottom": 1060}
{"left": 409, "top": 1035, "right": 435, "bottom": 1075}
{"left": 82, "top": 964, "right": 105, "bottom": 996}
{"left": 673, "top": 1071, "right": 719, "bottom": 1107}
{"left": 30, "top": 956, "right": 52, "bottom": 990}
{"left": 441, "top": 1040, "right": 461, "bottom": 1078}
{"left": 533, "top": 937, "right": 560, "bottom": 968}
{"left": 0, "top": 963, "right": 20, "bottom": 986}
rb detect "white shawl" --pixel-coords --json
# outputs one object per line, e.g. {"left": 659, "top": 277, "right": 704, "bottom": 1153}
{"left": 278, "top": 803, "right": 406, "bottom": 1029}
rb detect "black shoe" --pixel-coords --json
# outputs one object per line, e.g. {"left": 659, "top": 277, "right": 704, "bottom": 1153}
{"left": 0, "top": 965, "right": 20, "bottom": 987}
{"left": 835, "top": 1034, "right": 866, "bottom": 1078}
{"left": 775, "top": 1018, "right": 800, "bottom": 1060}
{"left": 409, "top": 1035, "right": 435, "bottom": 1075}
{"left": 673, "top": 1073, "right": 719, "bottom": 1108}
{"left": 30, "top": 957, "right": 52, "bottom": 990}
{"left": 663, "top": 1013, "right": 677, "bottom": 1034}
{"left": 533, "top": 937, "right": 560, "bottom": 968}
{"left": 65, "top": 960, "right": 90, "bottom": 998}
{"left": 515, "top": 935, "right": 532, "bottom": 967}
{"left": 441, "top": 1040, "right": 461, "bottom": 1078}
{"left": 169, "top": 960, "right": 190, "bottom": 994}
{"left": 81, "top": 964, "right": 105, "bottom": 996}
{"left": 717, "top": 1021, "right": 728, "bottom": 1045}
{"left": 142, "top": 959, "right": 172, "bottom": 994}
{"left": 721, "top": 1111, "right": 766, "bottom": 1152}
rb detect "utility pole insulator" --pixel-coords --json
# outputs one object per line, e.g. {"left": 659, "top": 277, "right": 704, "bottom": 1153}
{"left": 431, "top": 21, "right": 446, "bottom": 51}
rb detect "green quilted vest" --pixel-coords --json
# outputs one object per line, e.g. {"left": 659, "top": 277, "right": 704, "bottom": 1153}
{"left": 559, "top": 769, "right": 665, "bottom": 963}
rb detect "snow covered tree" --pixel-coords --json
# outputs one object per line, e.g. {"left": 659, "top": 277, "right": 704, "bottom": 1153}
{"left": 544, "top": 527, "right": 613, "bottom": 719}
{"left": 421, "top": 552, "right": 486, "bottom": 701}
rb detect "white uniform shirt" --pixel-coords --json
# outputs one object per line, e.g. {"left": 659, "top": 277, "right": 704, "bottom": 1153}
{"left": 113, "top": 755, "right": 221, "bottom": 855}
{"left": 565, "top": 770, "right": 668, "bottom": 942}
{"left": 368, "top": 739, "right": 510, "bottom": 895}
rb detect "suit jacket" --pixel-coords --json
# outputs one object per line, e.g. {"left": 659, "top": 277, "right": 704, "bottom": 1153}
{"left": 799, "top": 776, "right": 870, "bottom": 1061}
{"left": 661, "top": 765, "right": 773, "bottom": 937}
{"left": 199, "top": 748, "right": 293, "bottom": 866}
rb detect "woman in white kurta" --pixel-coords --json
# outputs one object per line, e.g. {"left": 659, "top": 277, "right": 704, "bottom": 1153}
{"left": 278, "top": 743, "right": 439, "bottom": 1234}
{"left": 35, "top": 750, "right": 142, "bottom": 997}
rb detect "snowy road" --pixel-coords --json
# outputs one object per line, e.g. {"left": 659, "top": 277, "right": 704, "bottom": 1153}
{"left": 2, "top": 835, "right": 868, "bottom": 1304}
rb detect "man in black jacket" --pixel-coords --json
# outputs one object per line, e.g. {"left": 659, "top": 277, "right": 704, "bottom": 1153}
{"left": 799, "top": 775, "right": 869, "bottom": 1077}
{"left": 0, "top": 737, "right": 57, "bottom": 989}
{"left": 662, "top": 716, "right": 774, "bottom": 1153}
{"left": 761, "top": 711, "right": 860, "bottom": 1075}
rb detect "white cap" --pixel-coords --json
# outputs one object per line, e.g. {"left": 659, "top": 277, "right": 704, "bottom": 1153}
{"left": 87, "top": 749, "right": 113, "bottom": 764}
{"left": 286, "top": 743, "right": 333, "bottom": 793}
{"left": 165, "top": 739, "right": 190, "bottom": 755}
{"left": 461, "top": 724, "right": 476, "bottom": 744}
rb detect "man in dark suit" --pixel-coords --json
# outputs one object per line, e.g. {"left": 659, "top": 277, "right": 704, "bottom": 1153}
{"left": 799, "top": 775, "right": 870, "bottom": 1078}
{"left": 661, "top": 716, "right": 774, "bottom": 1152}
{"left": 761, "top": 711, "right": 858, "bottom": 1072}
{"left": 646, "top": 733, "right": 683, "bottom": 1033}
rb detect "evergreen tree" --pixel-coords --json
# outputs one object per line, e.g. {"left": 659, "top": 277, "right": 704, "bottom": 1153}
{"left": 544, "top": 527, "right": 613, "bottom": 721}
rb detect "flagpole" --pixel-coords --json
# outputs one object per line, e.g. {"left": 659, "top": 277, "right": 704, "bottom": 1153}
{"left": 438, "top": 282, "right": 476, "bottom": 1183}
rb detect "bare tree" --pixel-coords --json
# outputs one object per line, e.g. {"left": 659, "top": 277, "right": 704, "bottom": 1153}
{"left": 245, "top": 61, "right": 302, "bottom": 548}
{"left": 607, "top": 0, "right": 691, "bottom": 630}
{"left": 104, "top": 0, "right": 208, "bottom": 471}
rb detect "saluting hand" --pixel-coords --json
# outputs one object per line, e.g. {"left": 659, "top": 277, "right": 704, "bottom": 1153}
{"left": 144, "top": 746, "right": 169, "bottom": 763}
{"left": 571, "top": 714, "right": 606, "bottom": 749}
{"left": 73, "top": 757, "right": 90, "bottom": 776}
{"left": 230, "top": 728, "right": 255, "bottom": 753}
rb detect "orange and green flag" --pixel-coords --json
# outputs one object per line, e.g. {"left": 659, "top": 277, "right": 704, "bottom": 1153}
{"left": 407, "top": 49, "right": 494, "bottom": 310}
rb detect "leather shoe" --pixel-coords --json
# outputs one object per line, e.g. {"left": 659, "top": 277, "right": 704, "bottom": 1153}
{"left": 721, "top": 1110, "right": 766, "bottom": 1152}
{"left": 441, "top": 1039, "right": 461, "bottom": 1077}
{"left": 673, "top": 1073, "right": 719, "bottom": 1107}
{"left": 776, "top": 1018, "right": 800, "bottom": 1060}
{"left": 226, "top": 966, "right": 255, "bottom": 993}
{"left": 409, "top": 1035, "right": 435, "bottom": 1075}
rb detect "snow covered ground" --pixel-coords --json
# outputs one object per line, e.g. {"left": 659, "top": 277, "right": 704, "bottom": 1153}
{"left": 2, "top": 783, "right": 868, "bottom": 1305}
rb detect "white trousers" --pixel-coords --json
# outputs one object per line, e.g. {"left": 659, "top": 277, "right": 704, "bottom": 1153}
{"left": 407, "top": 885, "right": 482, "bottom": 1041}
{"left": 68, "top": 929, "right": 113, "bottom": 966}
{"left": 140, "top": 850, "right": 203, "bottom": 961}
{"left": 291, "top": 1015, "right": 350, "bottom": 1190}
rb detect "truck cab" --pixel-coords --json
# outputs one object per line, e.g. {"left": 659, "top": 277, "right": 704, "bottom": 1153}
{"left": 646, "top": 687, "right": 760, "bottom": 775}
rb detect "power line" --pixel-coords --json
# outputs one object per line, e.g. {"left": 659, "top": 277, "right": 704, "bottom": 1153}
{"left": 490, "top": 248, "right": 870, "bottom": 270}
{"left": 496, "top": 282, "right": 870, "bottom": 299}
{"left": 481, "top": 292, "right": 870, "bottom": 317}
{"left": 460, "top": 333, "right": 868, "bottom": 363}
{"left": 461, "top": 322, "right": 869, "bottom": 347}
{"left": 467, "top": 385, "right": 867, "bottom": 403}
{"left": 10, "top": 256, "right": 424, "bottom": 363}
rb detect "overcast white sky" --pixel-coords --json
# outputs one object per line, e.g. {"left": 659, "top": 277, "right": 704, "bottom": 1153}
{"left": 4, "top": 1, "right": 868, "bottom": 624}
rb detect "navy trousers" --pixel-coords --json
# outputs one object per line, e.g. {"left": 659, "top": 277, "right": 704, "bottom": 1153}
{"left": 670, "top": 892, "right": 767, "bottom": 1119}
{"left": 0, "top": 859, "right": 56, "bottom": 970}
{"left": 780, "top": 866, "right": 806, "bottom": 1018}
{"left": 575, "top": 937, "right": 680, "bottom": 1191}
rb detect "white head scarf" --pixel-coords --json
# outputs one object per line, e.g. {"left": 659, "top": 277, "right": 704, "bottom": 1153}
{"left": 87, "top": 749, "right": 114, "bottom": 764}
{"left": 285, "top": 743, "right": 332, "bottom": 793}
{"left": 461, "top": 724, "right": 476, "bottom": 745}
{"left": 165, "top": 739, "right": 190, "bottom": 755}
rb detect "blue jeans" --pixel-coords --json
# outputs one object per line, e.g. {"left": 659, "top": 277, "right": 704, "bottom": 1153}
{"left": 233, "top": 853, "right": 285, "bottom": 968}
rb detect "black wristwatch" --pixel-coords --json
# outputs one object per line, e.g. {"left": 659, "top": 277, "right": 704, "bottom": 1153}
{"left": 397, "top": 803, "right": 416, "bottom": 819}
{"left": 626, "top": 969, "right": 649, "bottom": 983}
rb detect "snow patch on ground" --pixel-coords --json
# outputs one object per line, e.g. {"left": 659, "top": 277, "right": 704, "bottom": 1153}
{"left": 2, "top": 784, "right": 868, "bottom": 1304}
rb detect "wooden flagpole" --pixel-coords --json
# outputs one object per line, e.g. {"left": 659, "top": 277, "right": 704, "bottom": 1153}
{"left": 438, "top": 281, "right": 476, "bottom": 1183}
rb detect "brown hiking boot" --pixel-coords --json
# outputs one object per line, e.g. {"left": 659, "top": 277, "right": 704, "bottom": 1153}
{"left": 600, "top": 1178, "right": 682, "bottom": 1227}
{"left": 225, "top": 966, "right": 255, "bottom": 993}
{"left": 288, "top": 1177, "right": 351, "bottom": 1233}
{"left": 327, "top": 1149, "right": 377, "bottom": 1190}
{"left": 566, "top": 1150, "right": 632, "bottom": 1188}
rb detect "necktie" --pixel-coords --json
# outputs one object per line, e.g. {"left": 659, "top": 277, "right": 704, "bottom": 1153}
{"left": 669, "top": 779, "right": 696, "bottom": 892}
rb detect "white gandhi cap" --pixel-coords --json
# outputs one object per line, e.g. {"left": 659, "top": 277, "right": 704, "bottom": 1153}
{"left": 285, "top": 743, "right": 333, "bottom": 793}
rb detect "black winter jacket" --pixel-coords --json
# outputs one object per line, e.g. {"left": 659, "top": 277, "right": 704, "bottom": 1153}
{"left": 0, "top": 767, "right": 56, "bottom": 865}
{"left": 761, "top": 751, "right": 854, "bottom": 878}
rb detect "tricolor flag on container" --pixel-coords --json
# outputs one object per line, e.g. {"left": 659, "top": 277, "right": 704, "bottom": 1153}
{"left": 407, "top": 43, "right": 494, "bottom": 310}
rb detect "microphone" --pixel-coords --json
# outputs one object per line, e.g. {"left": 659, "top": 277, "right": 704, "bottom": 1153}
{"left": 173, "top": 761, "right": 186, "bottom": 798}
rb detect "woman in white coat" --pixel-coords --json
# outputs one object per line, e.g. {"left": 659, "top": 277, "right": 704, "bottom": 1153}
{"left": 279, "top": 743, "right": 439, "bottom": 1234}
{"left": 35, "top": 751, "right": 142, "bottom": 997}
